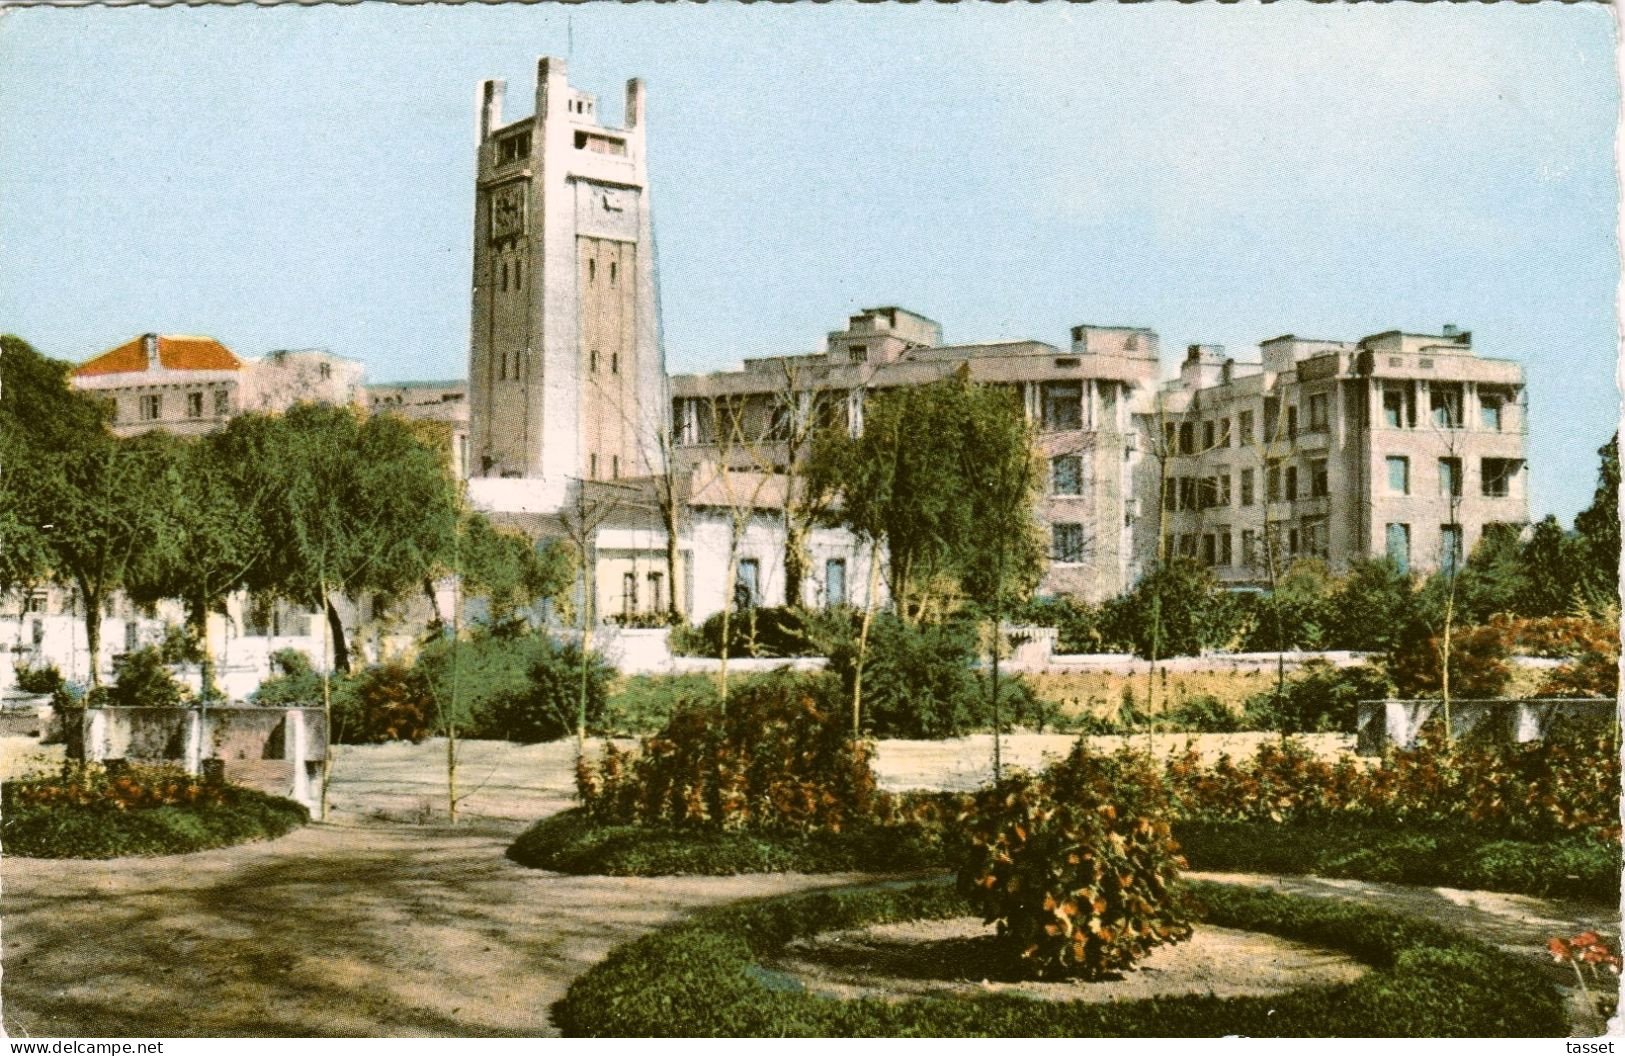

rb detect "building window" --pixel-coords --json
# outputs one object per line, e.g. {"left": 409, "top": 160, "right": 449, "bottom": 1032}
{"left": 1217, "top": 417, "right": 1231, "bottom": 447}
{"left": 1239, "top": 468, "right": 1255, "bottom": 506}
{"left": 611, "top": 352, "right": 620, "bottom": 375}
{"left": 139, "top": 394, "right": 161, "bottom": 421}
{"left": 1383, "top": 383, "right": 1410, "bottom": 428}
{"left": 1284, "top": 465, "right": 1298, "bottom": 501}
{"left": 588, "top": 258, "right": 596, "bottom": 283}
{"left": 1482, "top": 458, "right": 1517, "bottom": 498}
{"left": 1218, "top": 528, "right": 1233, "bottom": 566}
{"left": 1051, "top": 455, "right": 1084, "bottom": 496}
{"left": 1387, "top": 456, "right": 1410, "bottom": 495}
{"left": 1163, "top": 480, "right": 1177, "bottom": 512}
{"left": 825, "top": 558, "right": 847, "bottom": 609}
{"left": 1266, "top": 464, "right": 1281, "bottom": 503}
{"left": 590, "top": 453, "right": 599, "bottom": 479}
{"left": 497, "top": 131, "right": 530, "bottom": 165}
{"left": 514, "top": 260, "right": 523, "bottom": 288}
{"left": 1440, "top": 524, "right": 1464, "bottom": 575}
{"left": 214, "top": 390, "right": 230, "bottom": 416}
{"left": 1288, "top": 528, "right": 1300, "bottom": 556}
{"left": 1179, "top": 477, "right": 1198, "bottom": 511}
{"left": 1179, "top": 422, "right": 1194, "bottom": 455}
{"left": 609, "top": 261, "right": 618, "bottom": 286}
{"left": 498, "top": 352, "right": 507, "bottom": 381}
{"left": 1202, "top": 420, "right": 1215, "bottom": 451}
{"left": 1310, "top": 459, "right": 1329, "bottom": 498}
{"left": 1099, "top": 383, "right": 1117, "bottom": 425}
{"left": 1439, "top": 457, "right": 1462, "bottom": 499}
{"left": 1179, "top": 533, "right": 1198, "bottom": 558}
{"left": 1386, "top": 523, "right": 1411, "bottom": 573}
{"left": 612, "top": 455, "right": 620, "bottom": 479}
{"left": 1201, "top": 533, "right": 1217, "bottom": 566}
{"left": 1308, "top": 393, "right": 1328, "bottom": 432}
{"left": 1480, "top": 389, "right": 1507, "bottom": 431}
{"left": 848, "top": 344, "right": 868, "bottom": 363}
{"left": 1431, "top": 383, "right": 1463, "bottom": 429}
{"left": 647, "top": 571, "right": 665, "bottom": 614}
{"left": 622, "top": 572, "right": 637, "bottom": 616}
{"left": 1052, "top": 523, "right": 1087, "bottom": 564}
{"left": 1197, "top": 476, "right": 1219, "bottom": 509}
{"left": 735, "top": 559, "right": 760, "bottom": 608}
{"left": 186, "top": 392, "right": 203, "bottom": 418}
{"left": 1286, "top": 405, "right": 1299, "bottom": 439}
{"left": 1304, "top": 518, "right": 1328, "bottom": 558}
{"left": 1238, "top": 410, "right": 1255, "bottom": 445}
{"left": 1218, "top": 472, "right": 1232, "bottom": 506}
{"left": 590, "top": 349, "right": 598, "bottom": 373}
{"left": 1163, "top": 423, "right": 1177, "bottom": 454}
{"left": 1040, "top": 381, "right": 1084, "bottom": 432}
{"left": 1241, "top": 529, "right": 1258, "bottom": 567}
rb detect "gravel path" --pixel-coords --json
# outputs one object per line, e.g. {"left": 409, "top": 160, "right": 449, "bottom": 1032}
{"left": 1, "top": 736, "right": 1617, "bottom": 1038}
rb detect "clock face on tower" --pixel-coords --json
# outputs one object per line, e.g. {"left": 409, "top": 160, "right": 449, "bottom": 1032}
{"left": 490, "top": 184, "right": 526, "bottom": 243}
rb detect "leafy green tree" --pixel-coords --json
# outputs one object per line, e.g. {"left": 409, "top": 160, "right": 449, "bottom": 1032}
{"left": 0, "top": 336, "right": 109, "bottom": 596}
{"left": 1451, "top": 522, "right": 1530, "bottom": 626}
{"left": 456, "top": 514, "right": 572, "bottom": 630}
{"left": 1518, "top": 515, "right": 1585, "bottom": 619}
{"left": 1099, "top": 558, "right": 1234, "bottom": 659}
{"left": 33, "top": 429, "right": 182, "bottom": 684}
{"left": 248, "top": 405, "right": 460, "bottom": 674}
{"left": 1573, "top": 433, "right": 1619, "bottom": 606}
{"left": 1324, "top": 559, "right": 1416, "bottom": 652}
{"left": 126, "top": 419, "right": 284, "bottom": 698}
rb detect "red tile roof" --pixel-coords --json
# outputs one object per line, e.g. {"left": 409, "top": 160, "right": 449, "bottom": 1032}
{"left": 73, "top": 335, "right": 242, "bottom": 377}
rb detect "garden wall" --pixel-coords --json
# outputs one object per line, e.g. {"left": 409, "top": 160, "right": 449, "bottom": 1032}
{"left": 1355, "top": 697, "right": 1616, "bottom": 755}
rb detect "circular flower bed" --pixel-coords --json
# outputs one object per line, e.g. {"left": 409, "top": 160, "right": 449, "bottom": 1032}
{"left": 2, "top": 762, "right": 309, "bottom": 858}
{"left": 551, "top": 880, "right": 1568, "bottom": 1037}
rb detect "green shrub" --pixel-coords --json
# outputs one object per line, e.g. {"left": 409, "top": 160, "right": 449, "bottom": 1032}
{"left": 957, "top": 744, "right": 1193, "bottom": 980}
{"left": 551, "top": 879, "right": 1567, "bottom": 1037}
{"left": 1161, "top": 693, "right": 1239, "bottom": 732}
{"left": 690, "top": 605, "right": 829, "bottom": 659}
{"left": 337, "top": 661, "right": 433, "bottom": 743}
{"left": 577, "top": 675, "right": 875, "bottom": 833}
{"left": 1096, "top": 559, "right": 1241, "bottom": 659}
{"left": 1241, "top": 661, "right": 1392, "bottom": 733}
{"left": 250, "top": 649, "right": 328, "bottom": 707}
{"left": 827, "top": 614, "right": 985, "bottom": 738}
{"left": 478, "top": 637, "right": 614, "bottom": 742}
{"left": 14, "top": 663, "right": 62, "bottom": 695}
{"left": 604, "top": 674, "right": 719, "bottom": 734}
{"left": 107, "top": 646, "right": 187, "bottom": 709}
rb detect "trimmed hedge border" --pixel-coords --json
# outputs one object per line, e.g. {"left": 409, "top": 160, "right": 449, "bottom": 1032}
{"left": 1, "top": 791, "right": 310, "bottom": 858}
{"left": 508, "top": 809, "right": 1618, "bottom": 901}
{"left": 551, "top": 879, "right": 1568, "bottom": 1037}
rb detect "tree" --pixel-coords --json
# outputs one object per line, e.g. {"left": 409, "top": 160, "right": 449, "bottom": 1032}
{"left": 1573, "top": 433, "right": 1619, "bottom": 607}
{"left": 248, "top": 405, "right": 460, "bottom": 674}
{"left": 1518, "top": 516, "right": 1585, "bottom": 619}
{"left": 457, "top": 513, "right": 572, "bottom": 630}
{"left": 0, "top": 336, "right": 109, "bottom": 598}
{"left": 126, "top": 418, "right": 284, "bottom": 698}
{"left": 34, "top": 430, "right": 181, "bottom": 685}
{"left": 1324, "top": 558, "right": 1415, "bottom": 651}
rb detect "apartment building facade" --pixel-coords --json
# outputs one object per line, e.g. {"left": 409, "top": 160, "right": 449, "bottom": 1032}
{"left": 1147, "top": 327, "right": 1528, "bottom": 585}
{"left": 668, "top": 307, "right": 1161, "bottom": 604}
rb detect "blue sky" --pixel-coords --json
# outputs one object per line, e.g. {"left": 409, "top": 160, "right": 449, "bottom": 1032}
{"left": 0, "top": 4, "right": 1616, "bottom": 522}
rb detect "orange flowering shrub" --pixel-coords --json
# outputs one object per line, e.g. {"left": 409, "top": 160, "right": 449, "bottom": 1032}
{"left": 576, "top": 680, "right": 877, "bottom": 834}
{"left": 1163, "top": 725, "right": 1620, "bottom": 843}
{"left": 957, "top": 744, "right": 1193, "bottom": 980}
{"left": 4, "top": 761, "right": 232, "bottom": 812}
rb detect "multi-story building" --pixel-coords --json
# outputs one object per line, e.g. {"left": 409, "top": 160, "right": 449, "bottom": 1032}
{"left": 70, "top": 333, "right": 363, "bottom": 438}
{"left": 668, "top": 307, "right": 1161, "bottom": 604}
{"left": 1146, "top": 326, "right": 1528, "bottom": 584}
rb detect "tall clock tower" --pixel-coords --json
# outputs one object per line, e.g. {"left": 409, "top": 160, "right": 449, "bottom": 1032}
{"left": 468, "top": 57, "right": 665, "bottom": 489}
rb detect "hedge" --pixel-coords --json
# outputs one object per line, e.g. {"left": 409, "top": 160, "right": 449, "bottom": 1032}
{"left": 508, "top": 808, "right": 1617, "bottom": 902}
{"left": 551, "top": 879, "right": 1567, "bottom": 1037}
{"left": 2, "top": 790, "right": 309, "bottom": 858}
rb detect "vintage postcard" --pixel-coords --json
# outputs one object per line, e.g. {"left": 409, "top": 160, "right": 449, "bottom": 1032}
{"left": 0, "top": 2, "right": 1619, "bottom": 1044}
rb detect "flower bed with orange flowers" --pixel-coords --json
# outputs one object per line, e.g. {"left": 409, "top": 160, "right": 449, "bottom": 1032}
{"left": 2, "top": 762, "right": 308, "bottom": 858}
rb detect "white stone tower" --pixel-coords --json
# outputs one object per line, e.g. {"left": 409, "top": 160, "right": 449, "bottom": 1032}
{"left": 468, "top": 57, "right": 665, "bottom": 493}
